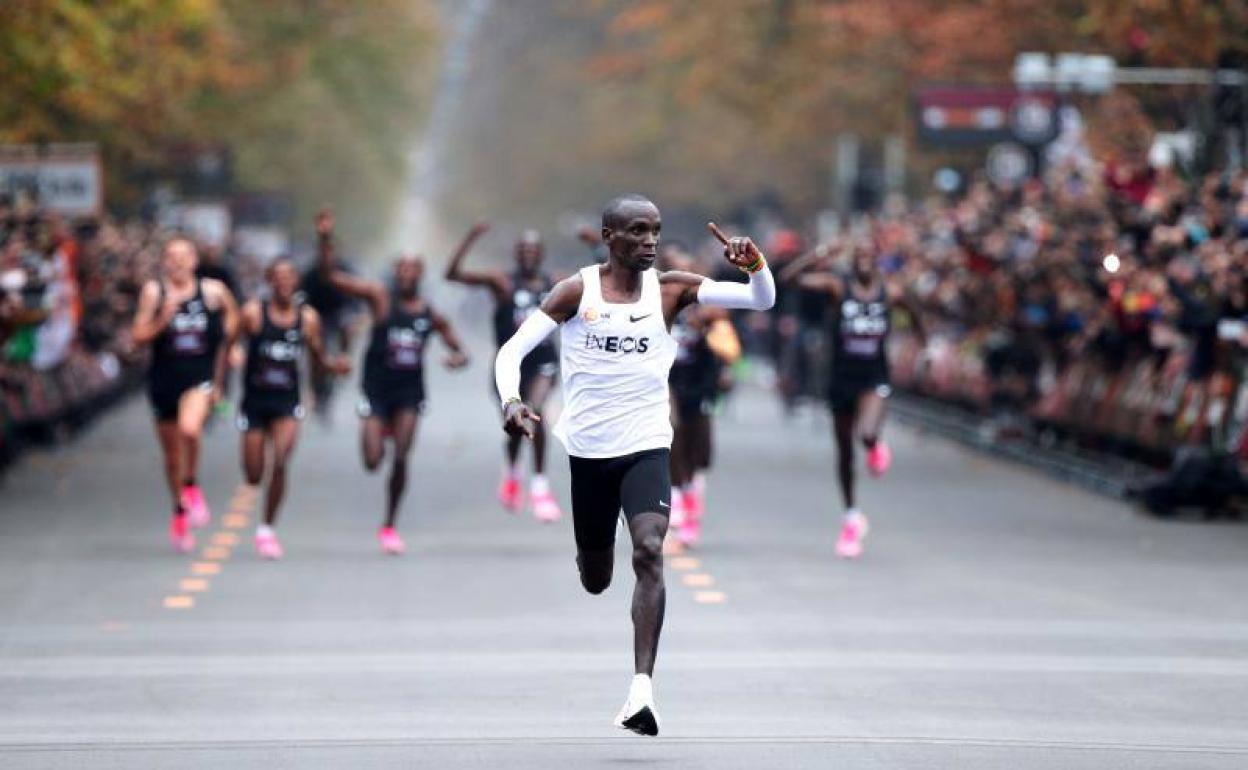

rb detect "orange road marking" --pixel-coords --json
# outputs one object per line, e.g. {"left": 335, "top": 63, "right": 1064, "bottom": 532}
{"left": 163, "top": 595, "right": 194, "bottom": 609}
{"left": 682, "top": 573, "right": 715, "bottom": 588}
{"left": 201, "top": 546, "right": 231, "bottom": 561}
{"left": 180, "top": 578, "right": 209, "bottom": 592}
{"left": 693, "top": 590, "right": 726, "bottom": 604}
{"left": 670, "top": 557, "right": 700, "bottom": 571}
{"left": 190, "top": 562, "right": 221, "bottom": 576}
{"left": 223, "top": 514, "right": 249, "bottom": 529}
{"left": 211, "top": 532, "right": 239, "bottom": 546}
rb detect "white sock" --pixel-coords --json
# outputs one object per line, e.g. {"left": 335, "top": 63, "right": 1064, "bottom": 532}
{"left": 530, "top": 474, "right": 549, "bottom": 495}
{"left": 504, "top": 462, "right": 520, "bottom": 481}
{"left": 256, "top": 524, "right": 275, "bottom": 539}
{"left": 629, "top": 674, "right": 653, "bottom": 704}
{"left": 845, "top": 507, "right": 861, "bottom": 520}
{"left": 670, "top": 487, "right": 685, "bottom": 508}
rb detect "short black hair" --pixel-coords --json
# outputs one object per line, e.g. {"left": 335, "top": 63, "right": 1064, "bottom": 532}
{"left": 601, "top": 194, "right": 656, "bottom": 230}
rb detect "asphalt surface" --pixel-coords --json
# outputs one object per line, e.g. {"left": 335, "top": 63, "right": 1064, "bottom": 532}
{"left": 2, "top": 349, "right": 1248, "bottom": 769}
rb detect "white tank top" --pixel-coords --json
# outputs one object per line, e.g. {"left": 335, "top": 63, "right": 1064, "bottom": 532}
{"left": 553, "top": 265, "right": 677, "bottom": 458}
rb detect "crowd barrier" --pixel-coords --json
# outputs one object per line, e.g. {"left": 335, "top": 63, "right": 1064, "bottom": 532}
{"left": 889, "top": 334, "right": 1248, "bottom": 463}
{"left": 0, "top": 352, "right": 142, "bottom": 467}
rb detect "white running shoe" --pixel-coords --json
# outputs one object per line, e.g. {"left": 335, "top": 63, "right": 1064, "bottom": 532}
{"left": 613, "top": 675, "right": 660, "bottom": 737}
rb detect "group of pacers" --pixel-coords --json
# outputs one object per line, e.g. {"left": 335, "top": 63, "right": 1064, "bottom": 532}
{"left": 132, "top": 194, "right": 915, "bottom": 735}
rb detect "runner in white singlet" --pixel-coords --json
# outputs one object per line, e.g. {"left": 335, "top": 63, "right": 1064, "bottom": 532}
{"left": 494, "top": 195, "right": 775, "bottom": 736}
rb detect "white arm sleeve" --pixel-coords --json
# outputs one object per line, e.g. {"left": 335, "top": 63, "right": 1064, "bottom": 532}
{"left": 494, "top": 310, "right": 559, "bottom": 406}
{"left": 695, "top": 263, "right": 776, "bottom": 310}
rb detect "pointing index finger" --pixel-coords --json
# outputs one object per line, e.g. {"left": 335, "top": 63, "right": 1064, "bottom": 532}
{"left": 707, "top": 222, "right": 730, "bottom": 246}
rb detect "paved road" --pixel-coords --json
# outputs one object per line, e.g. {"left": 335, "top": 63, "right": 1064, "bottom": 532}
{"left": 2, "top": 350, "right": 1247, "bottom": 769}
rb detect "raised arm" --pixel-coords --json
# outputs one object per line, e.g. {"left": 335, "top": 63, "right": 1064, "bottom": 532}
{"left": 779, "top": 243, "right": 843, "bottom": 298}
{"left": 494, "top": 275, "right": 583, "bottom": 437}
{"left": 327, "top": 270, "right": 386, "bottom": 318}
{"left": 443, "top": 222, "right": 506, "bottom": 297}
{"left": 315, "top": 208, "right": 388, "bottom": 318}
{"left": 663, "top": 222, "right": 776, "bottom": 316}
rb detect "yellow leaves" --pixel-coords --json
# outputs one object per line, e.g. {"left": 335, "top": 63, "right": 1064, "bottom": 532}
{"left": 609, "top": 1, "right": 670, "bottom": 34}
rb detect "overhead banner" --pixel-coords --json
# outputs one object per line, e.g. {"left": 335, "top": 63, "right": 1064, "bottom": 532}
{"left": 914, "top": 86, "right": 1059, "bottom": 149}
{"left": 0, "top": 145, "right": 103, "bottom": 216}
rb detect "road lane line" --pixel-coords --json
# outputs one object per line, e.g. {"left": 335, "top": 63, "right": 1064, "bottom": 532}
{"left": 179, "top": 578, "right": 209, "bottom": 592}
{"left": 163, "top": 596, "right": 194, "bottom": 610}
{"left": 200, "top": 546, "right": 231, "bottom": 561}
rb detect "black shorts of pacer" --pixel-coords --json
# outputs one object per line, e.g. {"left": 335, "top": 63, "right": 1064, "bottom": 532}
{"left": 147, "top": 377, "right": 213, "bottom": 422}
{"left": 236, "top": 400, "right": 304, "bottom": 432}
{"left": 568, "top": 448, "right": 671, "bottom": 551}
{"left": 827, "top": 377, "right": 891, "bottom": 416}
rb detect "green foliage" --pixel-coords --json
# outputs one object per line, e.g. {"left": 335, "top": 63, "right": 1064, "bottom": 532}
{"left": 0, "top": 0, "right": 438, "bottom": 247}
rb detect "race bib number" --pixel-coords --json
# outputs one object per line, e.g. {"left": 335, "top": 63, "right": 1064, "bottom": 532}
{"left": 843, "top": 336, "right": 880, "bottom": 357}
{"left": 173, "top": 332, "right": 206, "bottom": 355}
{"left": 257, "top": 365, "right": 295, "bottom": 390}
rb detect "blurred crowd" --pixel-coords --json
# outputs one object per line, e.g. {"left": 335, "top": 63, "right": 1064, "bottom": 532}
{"left": 761, "top": 159, "right": 1248, "bottom": 458}
{"left": 0, "top": 196, "right": 161, "bottom": 463}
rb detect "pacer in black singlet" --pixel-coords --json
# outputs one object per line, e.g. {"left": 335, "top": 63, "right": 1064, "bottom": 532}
{"left": 827, "top": 279, "right": 891, "bottom": 415}
{"left": 237, "top": 259, "right": 349, "bottom": 559}
{"left": 147, "top": 280, "right": 224, "bottom": 421}
{"left": 132, "top": 237, "right": 239, "bottom": 553}
{"left": 358, "top": 301, "right": 436, "bottom": 419}
{"left": 316, "top": 223, "right": 469, "bottom": 554}
{"left": 779, "top": 238, "right": 925, "bottom": 559}
{"left": 444, "top": 224, "right": 563, "bottom": 521}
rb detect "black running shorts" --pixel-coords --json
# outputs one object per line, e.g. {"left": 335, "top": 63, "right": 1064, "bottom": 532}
{"left": 236, "top": 400, "right": 304, "bottom": 432}
{"left": 568, "top": 448, "right": 671, "bottom": 551}
{"left": 147, "top": 377, "right": 212, "bottom": 422}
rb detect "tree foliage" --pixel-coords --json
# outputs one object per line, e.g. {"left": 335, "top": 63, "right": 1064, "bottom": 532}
{"left": 438, "top": 0, "right": 1248, "bottom": 227}
{"left": 0, "top": 0, "right": 438, "bottom": 246}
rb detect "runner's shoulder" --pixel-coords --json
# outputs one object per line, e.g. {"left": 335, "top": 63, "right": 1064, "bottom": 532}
{"left": 541, "top": 273, "right": 585, "bottom": 321}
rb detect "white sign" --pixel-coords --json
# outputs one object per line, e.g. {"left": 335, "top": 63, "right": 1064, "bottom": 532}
{"left": 0, "top": 148, "right": 102, "bottom": 215}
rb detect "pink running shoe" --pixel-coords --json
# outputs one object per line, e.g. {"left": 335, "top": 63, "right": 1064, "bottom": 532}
{"left": 497, "top": 475, "right": 522, "bottom": 513}
{"left": 378, "top": 526, "right": 406, "bottom": 555}
{"left": 677, "top": 515, "right": 702, "bottom": 548}
{"left": 255, "top": 530, "right": 284, "bottom": 560}
{"left": 169, "top": 514, "right": 194, "bottom": 553}
{"left": 866, "top": 441, "right": 892, "bottom": 478}
{"left": 531, "top": 489, "right": 563, "bottom": 523}
{"left": 684, "top": 486, "right": 704, "bottom": 523}
{"left": 668, "top": 489, "right": 687, "bottom": 529}
{"left": 182, "top": 485, "right": 211, "bottom": 528}
{"left": 835, "top": 511, "right": 869, "bottom": 559}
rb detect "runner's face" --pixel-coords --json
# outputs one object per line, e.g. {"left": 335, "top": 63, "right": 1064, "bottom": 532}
{"left": 606, "top": 203, "right": 661, "bottom": 272}
{"left": 163, "top": 240, "right": 197, "bottom": 282}
{"left": 395, "top": 257, "right": 424, "bottom": 296}
{"left": 853, "top": 248, "right": 874, "bottom": 282}
{"left": 515, "top": 240, "right": 543, "bottom": 273}
{"left": 268, "top": 261, "right": 298, "bottom": 302}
